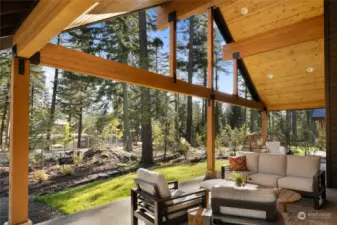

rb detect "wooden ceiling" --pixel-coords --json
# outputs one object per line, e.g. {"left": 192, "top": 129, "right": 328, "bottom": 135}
{"left": 219, "top": 0, "right": 325, "bottom": 110}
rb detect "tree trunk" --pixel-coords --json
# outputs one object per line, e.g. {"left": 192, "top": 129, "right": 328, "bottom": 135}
{"left": 215, "top": 63, "right": 220, "bottom": 135}
{"left": 139, "top": 10, "right": 153, "bottom": 166}
{"left": 202, "top": 69, "right": 207, "bottom": 128}
{"left": 0, "top": 87, "right": 9, "bottom": 149}
{"left": 186, "top": 17, "right": 194, "bottom": 145}
{"left": 77, "top": 105, "right": 83, "bottom": 148}
{"left": 122, "top": 83, "right": 133, "bottom": 152}
{"left": 46, "top": 35, "right": 61, "bottom": 147}
{"left": 292, "top": 110, "right": 297, "bottom": 146}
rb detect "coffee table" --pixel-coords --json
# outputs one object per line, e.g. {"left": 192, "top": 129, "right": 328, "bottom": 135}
{"left": 200, "top": 179, "right": 259, "bottom": 207}
{"left": 277, "top": 189, "right": 301, "bottom": 212}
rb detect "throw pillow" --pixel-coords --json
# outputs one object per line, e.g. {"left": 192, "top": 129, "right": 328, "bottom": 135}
{"left": 229, "top": 156, "right": 248, "bottom": 171}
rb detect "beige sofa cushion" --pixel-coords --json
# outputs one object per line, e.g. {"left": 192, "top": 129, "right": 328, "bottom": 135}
{"left": 249, "top": 173, "right": 283, "bottom": 187}
{"left": 259, "top": 153, "right": 287, "bottom": 176}
{"left": 136, "top": 168, "right": 171, "bottom": 198}
{"left": 287, "top": 155, "right": 320, "bottom": 178}
{"left": 237, "top": 151, "right": 260, "bottom": 172}
{"left": 278, "top": 176, "right": 313, "bottom": 192}
{"left": 212, "top": 185, "right": 277, "bottom": 203}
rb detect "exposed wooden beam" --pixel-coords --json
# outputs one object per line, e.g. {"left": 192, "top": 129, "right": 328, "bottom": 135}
{"left": 233, "top": 58, "right": 238, "bottom": 96}
{"left": 9, "top": 58, "right": 31, "bottom": 225}
{"left": 40, "top": 44, "right": 264, "bottom": 110}
{"left": 222, "top": 15, "right": 324, "bottom": 61}
{"left": 207, "top": 8, "right": 216, "bottom": 178}
{"left": 156, "top": 0, "right": 226, "bottom": 30}
{"left": 169, "top": 12, "right": 177, "bottom": 78}
{"left": 261, "top": 111, "right": 267, "bottom": 146}
{"left": 13, "top": 0, "right": 97, "bottom": 58}
{"left": 268, "top": 101, "right": 325, "bottom": 111}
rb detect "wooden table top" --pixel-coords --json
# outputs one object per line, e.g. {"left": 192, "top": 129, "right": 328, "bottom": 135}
{"left": 278, "top": 189, "right": 301, "bottom": 204}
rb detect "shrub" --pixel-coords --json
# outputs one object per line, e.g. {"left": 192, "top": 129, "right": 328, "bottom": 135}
{"left": 59, "top": 165, "right": 74, "bottom": 176}
{"left": 177, "top": 138, "right": 190, "bottom": 159}
{"left": 33, "top": 170, "right": 49, "bottom": 182}
{"left": 72, "top": 152, "right": 83, "bottom": 167}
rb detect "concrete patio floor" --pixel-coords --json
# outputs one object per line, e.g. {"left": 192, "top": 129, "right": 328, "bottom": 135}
{"left": 37, "top": 176, "right": 337, "bottom": 225}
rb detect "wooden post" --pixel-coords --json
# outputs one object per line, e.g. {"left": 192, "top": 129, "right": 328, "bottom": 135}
{"left": 8, "top": 58, "right": 32, "bottom": 225}
{"left": 262, "top": 111, "right": 267, "bottom": 146}
{"left": 233, "top": 58, "right": 238, "bottom": 96}
{"left": 169, "top": 12, "right": 177, "bottom": 79}
{"left": 207, "top": 8, "right": 216, "bottom": 177}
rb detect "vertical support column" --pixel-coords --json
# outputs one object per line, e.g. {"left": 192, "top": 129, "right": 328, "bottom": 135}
{"left": 169, "top": 11, "right": 177, "bottom": 80}
{"left": 233, "top": 57, "right": 238, "bottom": 96}
{"left": 261, "top": 110, "right": 267, "bottom": 146}
{"left": 207, "top": 8, "right": 216, "bottom": 177}
{"left": 8, "top": 58, "right": 32, "bottom": 225}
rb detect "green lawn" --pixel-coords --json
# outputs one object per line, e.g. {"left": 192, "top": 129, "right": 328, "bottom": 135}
{"left": 35, "top": 160, "right": 227, "bottom": 214}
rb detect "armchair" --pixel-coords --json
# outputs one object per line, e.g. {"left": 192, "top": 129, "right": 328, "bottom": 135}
{"left": 131, "top": 168, "right": 207, "bottom": 225}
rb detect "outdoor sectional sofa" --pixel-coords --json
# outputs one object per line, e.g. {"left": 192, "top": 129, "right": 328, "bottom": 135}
{"left": 221, "top": 152, "right": 326, "bottom": 209}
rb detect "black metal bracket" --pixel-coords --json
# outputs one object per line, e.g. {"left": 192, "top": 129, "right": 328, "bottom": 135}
{"left": 12, "top": 44, "right": 41, "bottom": 75}
{"left": 18, "top": 58, "right": 25, "bottom": 75}
{"left": 168, "top": 11, "right": 177, "bottom": 30}
{"left": 208, "top": 93, "right": 215, "bottom": 106}
{"left": 173, "top": 72, "right": 177, "bottom": 83}
{"left": 233, "top": 52, "right": 240, "bottom": 59}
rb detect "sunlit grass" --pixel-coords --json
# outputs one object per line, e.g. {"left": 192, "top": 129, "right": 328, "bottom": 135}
{"left": 35, "top": 160, "right": 227, "bottom": 215}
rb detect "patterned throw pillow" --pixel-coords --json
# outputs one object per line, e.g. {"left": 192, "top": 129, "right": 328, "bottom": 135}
{"left": 229, "top": 156, "right": 248, "bottom": 171}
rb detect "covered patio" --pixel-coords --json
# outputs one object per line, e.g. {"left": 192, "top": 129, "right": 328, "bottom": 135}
{"left": 1, "top": 0, "right": 337, "bottom": 224}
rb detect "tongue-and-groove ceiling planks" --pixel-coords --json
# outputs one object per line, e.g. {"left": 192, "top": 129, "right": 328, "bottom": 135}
{"left": 219, "top": 0, "right": 324, "bottom": 110}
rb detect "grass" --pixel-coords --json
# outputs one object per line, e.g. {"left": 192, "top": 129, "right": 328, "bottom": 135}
{"left": 35, "top": 160, "right": 227, "bottom": 214}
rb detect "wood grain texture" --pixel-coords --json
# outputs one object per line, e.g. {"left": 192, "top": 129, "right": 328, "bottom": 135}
{"left": 222, "top": 15, "right": 324, "bottom": 61}
{"left": 207, "top": 8, "right": 215, "bottom": 176}
{"left": 219, "top": 0, "right": 323, "bottom": 42}
{"left": 13, "top": 0, "right": 97, "bottom": 58}
{"left": 156, "top": 0, "right": 227, "bottom": 30}
{"left": 9, "top": 58, "right": 31, "bottom": 224}
{"left": 244, "top": 39, "right": 325, "bottom": 109}
{"left": 67, "top": 0, "right": 169, "bottom": 30}
{"left": 40, "top": 44, "right": 264, "bottom": 110}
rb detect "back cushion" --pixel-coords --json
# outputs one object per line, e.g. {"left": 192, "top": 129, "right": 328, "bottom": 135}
{"left": 136, "top": 168, "right": 171, "bottom": 198}
{"left": 229, "top": 156, "right": 248, "bottom": 171}
{"left": 287, "top": 155, "right": 320, "bottom": 178}
{"left": 259, "top": 154, "right": 287, "bottom": 176}
{"left": 238, "top": 152, "right": 260, "bottom": 172}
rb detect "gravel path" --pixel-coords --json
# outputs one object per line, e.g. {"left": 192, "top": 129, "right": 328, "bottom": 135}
{"left": 0, "top": 197, "right": 61, "bottom": 224}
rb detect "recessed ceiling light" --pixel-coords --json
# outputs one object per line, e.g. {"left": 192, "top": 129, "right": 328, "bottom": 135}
{"left": 307, "top": 67, "right": 314, "bottom": 73}
{"left": 241, "top": 7, "right": 248, "bottom": 15}
{"left": 267, "top": 74, "right": 273, "bottom": 79}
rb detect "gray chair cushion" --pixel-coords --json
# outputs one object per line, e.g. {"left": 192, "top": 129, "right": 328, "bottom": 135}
{"left": 249, "top": 173, "right": 283, "bottom": 187}
{"left": 287, "top": 155, "right": 320, "bottom": 178}
{"left": 167, "top": 189, "right": 202, "bottom": 219}
{"left": 278, "top": 176, "right": 314, "bottom": 192}
{"left": 259, "top": 153, "right": 287, "bottom": 176}
{"left": 136, "top": 168, "right": 171, "bottom": 198}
